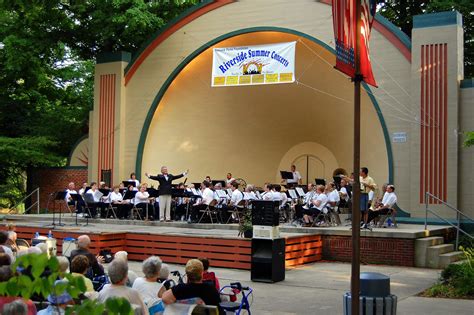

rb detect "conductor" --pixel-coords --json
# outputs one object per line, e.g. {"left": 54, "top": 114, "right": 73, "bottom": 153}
{"left": 145, "top": 166, "right": 188, "bottom": 222}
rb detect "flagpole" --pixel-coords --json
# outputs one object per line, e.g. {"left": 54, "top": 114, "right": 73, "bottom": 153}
{"left": 351, "top": 0, "right": 362, "bottom": 314}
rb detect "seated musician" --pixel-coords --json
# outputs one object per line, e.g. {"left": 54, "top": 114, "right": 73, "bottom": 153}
{"left": 326, "top": 182, "right": 340, "bottom": 211}
{"left": 174, "top": 182, "right": 188, "bottom": 221}
{"left": 261, "top": 183, "right": 273, "bottom": 200}
{"left": 338, "top": 179, "right": 352, "bottom": 209}
{"left": 213, "top": 183, "right": 228, "bottom": 207}
{"left": 366, "top": 184, "right": 397, "bottom": 227}
{"left": 295, "top": 183, "right": 314, "bottom": 219}
{"left": 110, "top": 185, "right": 131, "bottom": 219}
{"left": 273, "top": 185, "right": 287, "bottom": 208}
{"left": 190, "top": 181, "right": 214, "bottom": 223}
{"left": 244, "top": 184, "right": 257, "bottom": 200}
{"left": 302, "top": 185, "right": 328, "bottom": 226}
{"left": 85, "top": 182, "right": 107, "bottom": 218}
{"left": 78, "top": 182, "right": 88, "bottom": 196}
{"left": 134, "top": 184, "right": 155, "bottom": 220}
{"left": 65, "top": 182, "right": 84, "bottom": 214}
{"left": 271, "top": 185, "right": 282, "bottom": 201}
{"left": 222, "top": 181, "right": 244, "bottom": 222}
{"left": 129, "top": 172, "right": 140, "bottom": 191}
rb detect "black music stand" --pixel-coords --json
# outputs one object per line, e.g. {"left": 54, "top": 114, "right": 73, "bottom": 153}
{"left": 280, "top": 171, "right": 293, "bottom": 180}
{"left": 70, "top": 194, "right": 89, "bottom": 226}
{"left": 123, "top": 181, "right": 136, "bottom": 188}
{"left": 315, "top": 178, "right": 326, "bottom": 186}
{"left": 47, "top": 191, "right": 67, "bottom": 228}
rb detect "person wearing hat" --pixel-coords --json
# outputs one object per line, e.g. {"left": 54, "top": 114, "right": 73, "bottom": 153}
{"left": 37, "top": 280, "right": 73, "bottom": 315}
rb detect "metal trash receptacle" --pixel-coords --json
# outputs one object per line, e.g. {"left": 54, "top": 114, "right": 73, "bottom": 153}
{"left": 343, "top": 272, "right": 397, "bottom": 315}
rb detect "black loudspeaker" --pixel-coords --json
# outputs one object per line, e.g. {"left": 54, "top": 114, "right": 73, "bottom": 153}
{"left": 251, "top": 238, "right": 285, "bottom": 283}
{"left": 251, "top": 200, "right": 279, "bottom": 226}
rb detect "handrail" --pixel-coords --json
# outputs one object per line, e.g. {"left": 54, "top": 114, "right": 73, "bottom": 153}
{"left": 10, "top": 188, "right": 40, "bottom": 214}
{"left": 425, "top": 191, "right": 473, "bottom": 250}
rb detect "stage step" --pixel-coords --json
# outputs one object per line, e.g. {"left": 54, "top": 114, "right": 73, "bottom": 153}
{"left": 426, "top": 244, "right": 454, "bottom": 268}
{"left": 439, "top": 251, "right": 464, "bottom": 269}
{"left": 415, "top": 236, "right": 444, "bottom": 267}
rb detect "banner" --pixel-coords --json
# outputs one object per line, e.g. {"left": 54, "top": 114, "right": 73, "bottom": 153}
{"left": 212, "top": 41, "right": 296, "bottom": 87}
{"left": 332, "top": 0, "right": 377, "bottom": 87}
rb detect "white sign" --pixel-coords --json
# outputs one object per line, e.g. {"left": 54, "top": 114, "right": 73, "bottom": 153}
{"left": 392, "top": 132, "right": 407, "bottom": 143}
{"left": 211, "top": 41, "right": 296, "bottom": 87}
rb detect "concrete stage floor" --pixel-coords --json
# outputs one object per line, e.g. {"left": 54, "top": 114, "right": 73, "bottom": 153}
{"left": 3, "top": 213, "right": 453, "bottom": 240}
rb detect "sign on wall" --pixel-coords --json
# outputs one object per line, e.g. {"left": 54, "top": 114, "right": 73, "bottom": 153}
{"left": 212, "top": 41, "right": 296, "bottom": 87}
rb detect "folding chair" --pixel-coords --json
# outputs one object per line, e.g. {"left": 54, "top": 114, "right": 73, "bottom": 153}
{"left": 131, "top": 204, "right": 143, "bottom": 220}
{"left": 311, "top": 207, "right": 332, "bottom": 227}
{"left": 376, "top": 207, "right": 397, "bottom": 228}
{"left": 198, "top": 200, "right": 219, "bottom": 223}
{"left": 226, "top": 200, "right": 246, "bottom": 224}
{"left": 105, "top": 203, "right": 118, "bottom": 219}
{"left": 81, "top": 195, "right": 95, "bottom": 219}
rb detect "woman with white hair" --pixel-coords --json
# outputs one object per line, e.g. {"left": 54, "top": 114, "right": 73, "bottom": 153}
{"left": 98, "top": 259, "right": 147, "bottom": 315}
{"left": 132, "top": 256, "right": 164, "bottom": 310}
{"left": 114, "top": 251, "right": 137, "bottom": 286}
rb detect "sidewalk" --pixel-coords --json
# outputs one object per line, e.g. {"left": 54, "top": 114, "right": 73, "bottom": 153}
{"left": 126, "top": 260, "right": 473, "bottom": 315}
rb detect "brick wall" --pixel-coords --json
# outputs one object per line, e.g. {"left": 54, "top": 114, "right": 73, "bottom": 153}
{"left": 322, "top": 235, "right": 415, "bottom": 266}
{"left": 28, "top": 167, "right": 88, "bottom": 210}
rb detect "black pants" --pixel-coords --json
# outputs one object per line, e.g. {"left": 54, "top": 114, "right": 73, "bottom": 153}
{"left": 175, "top": 204, "right": 187, "bottom": 220}
{"left": 191, "top": 204, "right": 207, "bottom": 222}
{"left": 113, "top": 203, "right": 132, "bottom": 219}
{"left": 135, "top": 203, "right": 155, "bottom": 219}
{"left": 68, "top": 200, "right": 84, "bottom": 213}
{"left": 367, "top": 207, "right": 391, "bottom": 223}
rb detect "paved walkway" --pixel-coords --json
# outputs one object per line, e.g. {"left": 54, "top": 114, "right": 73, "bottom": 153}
{"left": 125, "top": 260, "right": 473, "bottom": 315}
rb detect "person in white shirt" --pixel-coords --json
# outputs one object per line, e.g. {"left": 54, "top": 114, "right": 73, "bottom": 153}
{"left": 326, "top": 182, "right": 340, "bottom": 210}
{"left": 244, "top": 185, "right": 257, "bottom": 200}
{"left": 271, "top": 185, "right": 282, "bottom": 201}
{"left": 134, "top": 184, "right": 155, "bottom": 220}
{"left": 225, "top": 173, "right": 235, "bottom": 187}
{"left": 190, "top": 181, "right": 214, "bottom": 222}
{"left": 129, "top": 173, "right": 140, "bottom": 191}
{"left": 261, "top": 183, "right": 273, "bottom": 200}
{"left": 85, "top": 182, "right": 107, "bottom": 218}
{"left": 78, "top": 182, "right": 88, "bottom": 196}
{"left": 65, "top": 182, "right": 84, "bottom": 215}
{"left": 132, "top": 256, "right": 164, "bottom": 311}
{"left": 303, "top": 185, "right": 328, "bottom": 225}
{"left": 367, "top": 185, "right": 397, "bottom": 225}
{"left": 220, "top": 181, "right": 244, "bottom": 223}
{"left": 285, "top": 165, "right": 302, "bottom": 186}
{"left": 98, "top": 259, "right": 148, "bottom": 315}
{"left": 110, "top": 185, "right": 131, "bottom": 219}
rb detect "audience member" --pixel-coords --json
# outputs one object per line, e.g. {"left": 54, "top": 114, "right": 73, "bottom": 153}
{"left": 57, "top": 256, "right": 70, "bottom": 276}
{"left": 70, "top": 255, "right": 94, "bottom": 293}
{"left": 2, "top": 299, "right": 28, "bottom": 315}
{"left": 162, "top": 259, "right": 221, "bottom": 311}
{"left": 38, "top": 280, "right": 74, "bottom": 315}
{"left": 0, "top": 251, "right": 11, "bottom": 266}
{"left": 69, "top": 235, "right": 105, "bottom": 278}
{"left": 132, "top": 256, "right": 164, "bottom": 309}
{"left": 98, "top": 259, "right": 147, "bottom": 315}
{"left": 199, "top": 258, "right": 220, "bottom": 291}
{"left": 114, "top": 251, "right": 137, "bottom": 286}
{"left": 0, "top": 231, "right": 15, "bottom": 263}
{"left": 158, "top": 264, "right": 170, "bottom": 283}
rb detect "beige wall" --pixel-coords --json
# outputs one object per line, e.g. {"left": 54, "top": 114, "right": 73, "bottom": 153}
{"left": 68, "top": 138, "right": 88, "bottom": 167}
{"left": 459, "top": 85, "right": 474, "bottom": 219}
{"left": 141, "top": 32, "right": 389, "bottom": 190}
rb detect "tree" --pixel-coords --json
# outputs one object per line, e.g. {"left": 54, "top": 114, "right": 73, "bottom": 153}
{"left": 465, "top": 131, "right": 474, "bottom": 147}
{"left": 377, "top": 0, "right": 474, "bottom": 77}
{"left": 0, "top": 0, "right": 198, "bottom": 207}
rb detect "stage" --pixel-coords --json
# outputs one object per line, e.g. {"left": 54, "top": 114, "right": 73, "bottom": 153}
{"left": 2, "top": 214, "right": 455, "bottom": 268}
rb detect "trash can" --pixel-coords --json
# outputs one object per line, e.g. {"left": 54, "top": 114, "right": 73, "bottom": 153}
{"left": 343, "top": 272, "right": 397, "bottom": 315}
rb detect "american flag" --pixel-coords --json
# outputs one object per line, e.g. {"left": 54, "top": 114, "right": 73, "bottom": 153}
{"left": 332, "top": 0, "right": 377, "bottom": 87}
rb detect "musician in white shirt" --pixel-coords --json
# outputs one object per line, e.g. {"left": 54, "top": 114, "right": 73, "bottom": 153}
{"left": 244, "top": 185, "right": 257, "bottom": 200}
{"left": 261, "top": 183, "right": 273, "bottom": 200}
{"left": 85, "top": 182, "right": 107, "bottom": 218}
{"left": 326, "top": 182, "right": 340, "bottom": 209}
{"left": 367, "top": 185, "right": 397, "bottom": 225}
{"left": 286, "top": 165, "right": 302, "bottom": 186}
{"left": 190, "top": 181, "right": 214, "bottom": 222}
{"left": 134, "top": 184, "right": 155, "bottom": 220}
{"left": 274, "top": 185, "right": 288, "bottom": 209}
{"left": 271, "top": 185, "right": 282, "bottom": 201}
{"left": 78, "top": 182, "right": 88, "bottom": 196}
{"left": 129, "top": 173, "right": 140, "bottom": 191}
{"left": 225, "top": 173, "right": 235, "bottom": 187}
{"left": 110, "top": 185, "right": 131, "bottom": 219}
{"left": 303, "top": 185, "right": 328, "bottom": 225}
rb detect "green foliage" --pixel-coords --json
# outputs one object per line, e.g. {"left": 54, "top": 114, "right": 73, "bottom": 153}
{"left": 464, "top": 131, "right": 474, "bottom": 147}
{"left": 377, "top": 0, "right": 474, "bottom": 77}
{"left": 425, "top": 248, "right": 474, "bottom": 298}
{"left": 239, "top": 209, "right": 252, "bottom": 235}
{"left": 0, "top": 0, "right": 197, "bottom": 208}
{"left": 0, "top": 253, "right": 132, "bottom": 315}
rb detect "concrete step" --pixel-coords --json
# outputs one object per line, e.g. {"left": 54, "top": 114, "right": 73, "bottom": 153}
{"left": 439, "top": 251, "right": 465, "bottom": 268}
{"left": 415, "top": 236, "right": 444, "bottom": 267}
{"left": 426, "top": 244, "right": 454, "bottom": 268}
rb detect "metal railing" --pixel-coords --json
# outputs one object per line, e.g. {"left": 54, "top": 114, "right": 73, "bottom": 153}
{"left": 10, "top": 188, "right": 40, "bottom": 214}
{"left": 424, "top": 192, "right": 474, "bottom": 250}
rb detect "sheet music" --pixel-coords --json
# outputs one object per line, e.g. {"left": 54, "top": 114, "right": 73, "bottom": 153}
{"left": 243, "top": 192, "right": 252, "bottom": 200}
{"left": 295, "top": 187, "right": 305, "bottom": 197}
{"left": 216, "top": 190, "right": 227, "bottom": 198}
{"left": 191, "top": 188, "right": 201, "bottom": 196}
{"left": 256, "top": 191, "right": 262, "bottom": 199}
{"left": 226, "top": 188, "right": 232, "bottom": 196}
{"left": 288, "top": 189, "right": 298, "bottom": 199}
{"left": 94, "top": 190, "right": 103, "bottom": 202}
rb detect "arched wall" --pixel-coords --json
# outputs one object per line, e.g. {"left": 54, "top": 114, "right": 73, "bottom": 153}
{"left": 139, "top": 30, "right": 390, "bottom": 189}
{"left": 113, "top": 0, "right": 412, "bottom": 212}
